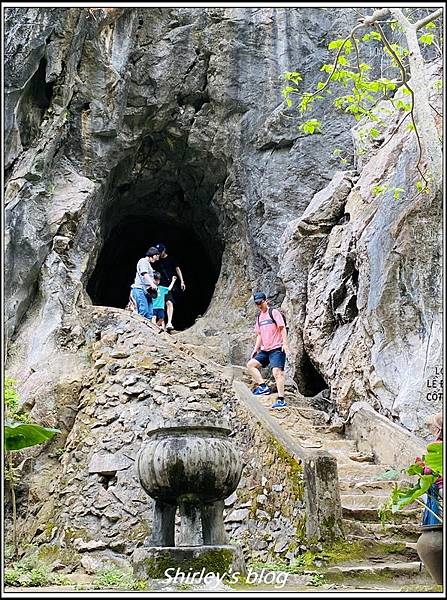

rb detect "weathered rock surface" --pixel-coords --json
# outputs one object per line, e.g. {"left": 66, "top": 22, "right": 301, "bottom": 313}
{"left": 280, "top": 61, "right": 443, "bottom": 435}
{"left": 4, "top": 6, "right": 443, "bottom": 574}
{"left": 5, "top": 7, "right": 356, "bottom": 391}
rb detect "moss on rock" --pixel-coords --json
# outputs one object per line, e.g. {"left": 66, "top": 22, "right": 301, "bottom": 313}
{"left": 135, "top": 547, "right": 234, "bottom": 579}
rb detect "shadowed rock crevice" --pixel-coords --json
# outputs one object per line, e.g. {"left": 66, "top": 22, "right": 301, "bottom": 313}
{"left": 18, "top": 56, "right": 54, "bottom": 151}
{"left": 296, "top": 350, "right": 328, "bottom": 397}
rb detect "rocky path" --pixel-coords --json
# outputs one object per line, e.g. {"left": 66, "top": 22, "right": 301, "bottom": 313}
{"left": 232, "top": 373, "right": 431, "bottom": 590}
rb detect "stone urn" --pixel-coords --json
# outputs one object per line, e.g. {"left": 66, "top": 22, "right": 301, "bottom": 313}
{"left": 133, "top": 418, "right": 245, "bottom": 579}
{"left": 137, "top": 417, "right": 242, "bottom": 546}
{"left": 416, "top": 524, "right": 443, "bottom": 584}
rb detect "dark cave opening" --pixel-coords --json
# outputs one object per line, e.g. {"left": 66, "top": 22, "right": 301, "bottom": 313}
{"left": 87, "top": 208, "right": 223, "bottom": 331}
{"left": 296, "top": 350, "right": 328, "bottom": 397}
{"left": 86, "top": 130, "right": 226, "bottom": 331}
{"left": 18, "top": 56, "right": 54, "bottom": 150}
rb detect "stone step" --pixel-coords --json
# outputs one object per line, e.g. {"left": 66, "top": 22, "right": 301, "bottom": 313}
{"left": 323, "top": 560, "right": 427, "bottom": 582}
{"left": 339, "top": 477, "right": 408, "bottom": 495}
{"left": 342, "top": 536, "right": 420, "bottom": 560}
{"left": 319, "top": 439, "right": 358, "bottom": 451}
{"left": 325, "top": 451, "right": 371, "bottom": 465}
{"left": 337, "top": 463, "right": 392, "bottom": 478}
{"left": 342, "top": 506, "right": 422, "bottom": 524}
{"left": 341, "top": 494, "right": 396, "bottom": 509}
{"left": 343, "top": 519, "right": 422, "bottom": 542}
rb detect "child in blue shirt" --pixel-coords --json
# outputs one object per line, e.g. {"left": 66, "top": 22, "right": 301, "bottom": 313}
{"left": 152, "top": 272, "right": 177, "bottom": 330}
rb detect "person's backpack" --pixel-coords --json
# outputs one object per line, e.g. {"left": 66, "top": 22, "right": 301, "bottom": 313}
{"left": 257, "top": 307, "right": 289, "bottom": 332}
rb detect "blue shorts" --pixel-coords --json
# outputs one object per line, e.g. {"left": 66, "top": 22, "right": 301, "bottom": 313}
{"left": 153, "top": 308, "right": 165, "bottom": 320}
{"left": 254, "top": 348, "right": 286, "bottom": 369}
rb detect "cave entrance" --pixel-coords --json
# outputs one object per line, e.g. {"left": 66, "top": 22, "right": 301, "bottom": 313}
{"left": 87, "top": 213, "right": 221, "bottom": 331}
{"left": 87, "top": 180, "right": 223, "bottom": 332}
{"left": 295, "top": 350, "right": 328, "bottom": 397}
{"left": 87, "top": 130, "right": 226, "bottom": 331}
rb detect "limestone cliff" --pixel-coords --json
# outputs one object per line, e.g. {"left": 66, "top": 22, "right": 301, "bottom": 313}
{"left": 4, "top": 7, "right": 443, "bottom": 563}
{"left": 280, "top": 60, "right": 443, "bottom": 435}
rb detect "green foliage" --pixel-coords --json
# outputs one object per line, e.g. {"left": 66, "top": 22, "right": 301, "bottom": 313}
{"left": 372, "top": 184, "right": 386, "bottom": 197}
{"left": 281, "top": 7, "right": 442, "bottom": 193}
{"left": 299, "top": 119, "right": 322, "bottom": 135}
{"left": 284, "top": 70, "right": 302, "bottom": 85}
{"left": 4, "top": 554, "right": 69, "bottom": 587}
{"left": 92, "top": 567, "right": 146, "bottom": 590}
{"left": 282, "top": 29, "right": 407, "bottom": 132}
{"left": 393, "top": 187, "right": 405, "bottom": 200}
{"left": 4, "top": 378, "right": 20, "bottom": 414}
{"left": 4, "top": 379, "right": 61, "bottom": 557}
{"left": 5, "top": 422, "right": 60, "bottom": 451}
{"left": 308, "top": 573, "right": 325, "bottom": 587}
{"left": 379, "top": 442, "right": 443, "bottom": 525}
{"left": 419, "top": 33, "right": 434, "bottom": 45}
{"left": 371, "top": 185, "right": 405, "bottom": 201}
{"left": 4, "top": 377, "right": 60, "bottom": 451}
{"left": 416, "top": 180, "right": 431, "bottom": 194}
{"left": 332, "top": 147, "right": 350, "bottom": 165}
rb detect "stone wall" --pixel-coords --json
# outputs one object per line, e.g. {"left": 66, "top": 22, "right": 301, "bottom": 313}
{"left": 223, "top": 400, "right": 307, "bottom": 563}
{"left": 7, "top": 307, "right": 307, "bottom": 572}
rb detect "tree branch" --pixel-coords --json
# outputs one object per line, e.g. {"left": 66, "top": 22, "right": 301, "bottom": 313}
{"left": 414, "top": 8, "right": 443, "bottom": 31}
{"left": 429, "top": 102, "right": 442, "bottom": 118}
{"left": 360, "top": 8, "right": 390, "bottom": 27}
{"left": 379, "top": 111, "right": 410, "bottom": 152}
{"left": 375, "top": 22, "right": 427, "bottom": 186}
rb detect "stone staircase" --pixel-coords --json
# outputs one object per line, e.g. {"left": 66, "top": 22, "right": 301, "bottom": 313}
{"left": 233, "top": 376, "right": 431, "bottom": 589}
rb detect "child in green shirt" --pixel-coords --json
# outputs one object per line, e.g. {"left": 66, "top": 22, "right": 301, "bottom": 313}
{"left": 152, "top": 273, "right": 177, "bottom": 330}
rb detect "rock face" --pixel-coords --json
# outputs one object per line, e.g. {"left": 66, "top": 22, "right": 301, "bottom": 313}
{"left": 5, "top": 7, "right": 356, "bottom": 379}
{"left": 280, "top": 61, "right": 443, "bottom": 436}
{"left": 4, "top": 6, "right": 443, "bottom": 566}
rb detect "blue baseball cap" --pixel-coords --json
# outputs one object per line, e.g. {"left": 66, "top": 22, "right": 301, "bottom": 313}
{"left": 155, "top": 242, "right": 166, "bottom": 253}
{"left": 253, "top": 292, "right": 267, "bottom": 303}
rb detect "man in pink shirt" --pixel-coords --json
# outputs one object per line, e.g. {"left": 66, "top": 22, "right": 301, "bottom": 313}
{"left": 246, "top": 292, "right": 290, "bottom": 408}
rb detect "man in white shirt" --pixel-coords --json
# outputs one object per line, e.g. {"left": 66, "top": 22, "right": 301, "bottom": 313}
{"left": 130, "top": 247, "right": 160, "bottom": 319}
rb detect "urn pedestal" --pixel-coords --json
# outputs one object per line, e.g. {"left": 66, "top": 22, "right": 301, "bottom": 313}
{"left": 132, "top": 418, "right": 245, "bottom": 579}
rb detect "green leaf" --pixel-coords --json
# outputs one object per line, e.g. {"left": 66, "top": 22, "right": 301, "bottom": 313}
{"left": 389, "top": 474, "right": 437, "bottom": 511}
{"left": 299, "top": 119, "right": 322, "bottom": 135}
{"left": 393, "top": 187, "right": 405, "bottom": 200}
{"left": 328, "top": 39, "right": 344, "bottom": 51}
{"left": 282, "top": 85, "right": 296, "bottom": 98}
{"left": 284, "top": 71, "right": 302, "bottom": 85}
{"left": 5, "top": 422, "right": 60, "bottom": 451}
{"left": 372, "top": 184, "right": 386, "bottom": 197}
{"left": 419, "top": 33, "right": 434, "bottom": 45}
{"left": 343, "top": 40, "right": 352, "bottom": 55}
{"left": 424, "top": 442, "right": 443, "bottom": 476}
{"left": 375, "top": 469, "right": 402, "bottom": 480}
{"left": 369, "top": 128, "right": 380, "bottom": 139}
